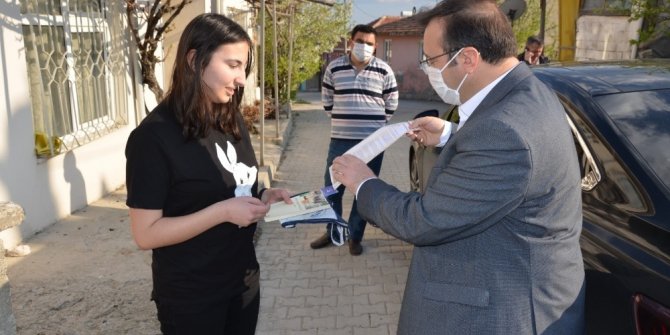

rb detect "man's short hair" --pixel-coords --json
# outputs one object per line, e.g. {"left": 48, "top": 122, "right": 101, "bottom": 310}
{"left": 418, "top": 0, "right": 517, "bottom": 64}
{"left": 526, "top": 35, "right": 544, "bottom": 46}
{"left": 351, "top": 24, "right": 377, "bottom": 39}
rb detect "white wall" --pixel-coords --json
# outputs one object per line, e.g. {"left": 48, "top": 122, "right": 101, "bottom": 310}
{"left": 576, "top": 15, "right": 642, "bottom": 60}
{"left": 162, "top": 0, "right": 207, "bottom": 92}
{"left": 0, "top": 2, "right": 138, "bottom": 250}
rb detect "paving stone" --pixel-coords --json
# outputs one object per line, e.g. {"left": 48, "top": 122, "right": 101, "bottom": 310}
{"left": 303, "top": 316, "right": 336, "bottom": 329}
{"left": 353, "top": 302, "right": 387, "bottom": 316}
{"left": 317, "top": 327, "right": 354, "bottom": 335}
{"left": 353, "top": 325, "right": 391, "bottom": 335}
{"left": 288, "top": 306, "right": 322, "bottom": 318}
{"left": 293, "top": 286, "right": 322, "bottom": 297}
{"left": 336, "top": 314, "right": 370, "bottom": 328}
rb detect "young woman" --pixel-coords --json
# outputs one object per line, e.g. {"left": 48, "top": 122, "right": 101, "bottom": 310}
{"left": 125, "top": 13, "right": 290, "bottom": 334}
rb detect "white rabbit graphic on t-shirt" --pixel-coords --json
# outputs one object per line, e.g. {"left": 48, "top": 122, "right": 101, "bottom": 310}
{"left": 216, "top": 141, "right": 257, "bottom": 197}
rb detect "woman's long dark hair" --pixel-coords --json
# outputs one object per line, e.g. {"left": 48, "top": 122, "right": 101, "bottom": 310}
{"left": 165, "top": 13, "right": 253, "bottom": 140}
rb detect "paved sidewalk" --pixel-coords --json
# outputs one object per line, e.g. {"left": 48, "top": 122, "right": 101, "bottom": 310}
{"left": 5, "top": 92, "right": 445, "bottom": 334}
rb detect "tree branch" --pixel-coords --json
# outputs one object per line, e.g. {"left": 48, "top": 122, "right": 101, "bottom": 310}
{"left": 156, "top": 0, "right": 191, "bottom": 39}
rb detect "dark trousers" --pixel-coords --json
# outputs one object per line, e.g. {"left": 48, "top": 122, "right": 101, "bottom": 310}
{"left": 155, "top": 269, "right": 260, "bottom": 335}
{"left": 323, "top": 138, "right": 384, "bottom": 241}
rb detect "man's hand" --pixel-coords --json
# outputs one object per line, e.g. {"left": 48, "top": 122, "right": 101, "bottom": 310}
{"left": 524, "top": 50, "right": 539, "bottom": 65}
{"left": 407, "top": 116, "right": 447, "bottom": 146}
{"left": 332, "top": 155, "right": 375, "bottom": 194}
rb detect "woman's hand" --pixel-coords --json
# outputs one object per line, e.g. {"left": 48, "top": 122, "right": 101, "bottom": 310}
{"left": 260, "top": 187, "right": 293, "bottom": 206}
{"left": 221, "top": 197, "right": 270, "bottom": 227}
{"left": 407, "top": 116, "right": 447, "bottom": 146}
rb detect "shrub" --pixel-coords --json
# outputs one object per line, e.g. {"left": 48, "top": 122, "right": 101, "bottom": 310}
{"left": 241, "top": 99, "right": 276, "bottom": 134}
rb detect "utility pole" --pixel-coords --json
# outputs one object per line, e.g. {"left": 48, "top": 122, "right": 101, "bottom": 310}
{"left": 286, "top": 4, "right": 294, "bottom": 120}
{"left": 540, "top": 0, "right": 546, "bottom": 42}
{"left": 272, "top": 0, "right": 280, "bottom": 136}
{"left": 259, "top": 0, "right": 266, "bottom": 166}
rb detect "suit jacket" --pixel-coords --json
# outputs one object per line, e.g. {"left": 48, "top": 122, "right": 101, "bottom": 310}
{"left": 357, "top": 63, "right": 585, "bottom": 334}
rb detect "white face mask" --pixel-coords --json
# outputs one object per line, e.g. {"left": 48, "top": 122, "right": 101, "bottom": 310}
{"left": 352, "top": 42, "right": 374, "bottom": 63}
{"left": 422, "top": 48, "right": 468, "bottom": 105}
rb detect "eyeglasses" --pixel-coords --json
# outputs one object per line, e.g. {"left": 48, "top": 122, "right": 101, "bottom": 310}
{"left": 419, "top": 47, "right": 463, "bottom": 70}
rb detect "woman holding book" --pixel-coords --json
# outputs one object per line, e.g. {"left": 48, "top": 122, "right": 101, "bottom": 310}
{"left": 125, "top": 13, "right": 290, "bottom": 334}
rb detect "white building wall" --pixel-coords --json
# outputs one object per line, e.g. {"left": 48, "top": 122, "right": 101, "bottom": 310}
{"left": 0, "top": 2, "right": 138, "bottom": 250}
{"left": 576, "top": 15, "right": 642, "bottom": 60}
{"left": 162, "top": 0, "right": 208, "bottom": 92}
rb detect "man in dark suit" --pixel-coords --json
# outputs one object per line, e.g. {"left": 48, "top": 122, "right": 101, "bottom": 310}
{"left": 331, "top": 0, "right": 585, "bottom": 334}
{"left": 518, "top": 35, "right": 550, "bottom": 65}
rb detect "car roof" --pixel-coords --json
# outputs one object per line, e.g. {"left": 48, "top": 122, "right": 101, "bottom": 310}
{"left": 532, "top": 59, "right": 670, "bottom": 96}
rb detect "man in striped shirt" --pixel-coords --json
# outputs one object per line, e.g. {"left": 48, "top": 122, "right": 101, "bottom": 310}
{"left": 310, "top": 24, "right": 399, "bottom": 255}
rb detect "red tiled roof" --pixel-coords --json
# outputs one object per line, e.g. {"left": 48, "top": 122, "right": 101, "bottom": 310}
{"left": 367, "top": 16, "right": 402, "bottom": 28}
{"left": 374, "top": 14, "right": 424, "bottom": 36}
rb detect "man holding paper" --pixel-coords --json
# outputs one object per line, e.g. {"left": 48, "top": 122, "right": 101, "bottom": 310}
{"left": 332, "top": 0, "right": 585, "bottom": 333}
{"left": 311, "top": 24, "right": 399, "bottom": 255}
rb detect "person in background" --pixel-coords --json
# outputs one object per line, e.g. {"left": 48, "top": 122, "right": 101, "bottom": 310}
{"left": 518, "top": 35, "right": 550, "bottom": 65}
{"left": 125, "top": 13, "right": 290, "bottom": 334}
{"left": 310, "top": 24, "right": 399, "bottom": 255}
{"left": 332, "top": 0, "right": 585, "bottom": 333}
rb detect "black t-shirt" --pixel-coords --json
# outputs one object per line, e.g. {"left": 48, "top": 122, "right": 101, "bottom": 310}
{"left": 125, "top": 102, "right": 260, "bottom": 305}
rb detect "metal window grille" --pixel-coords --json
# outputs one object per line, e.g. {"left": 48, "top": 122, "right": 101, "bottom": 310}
{"left": 21, "top": 0, "right": 129, "bottom": 157}
{"left": 418, "top": 40, "right": 424, "bottom": 64}
{"left": 384, "top": 39, "right": 392, "bottom": 63}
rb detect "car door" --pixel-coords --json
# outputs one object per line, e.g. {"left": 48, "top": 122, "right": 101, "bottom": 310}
{"left": 558, "top": 93, "right": 670, "bottom": 335}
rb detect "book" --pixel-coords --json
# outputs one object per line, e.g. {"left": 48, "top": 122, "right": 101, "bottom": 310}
{"left": 264, "top": 189, "right": 332, "bottom": 222}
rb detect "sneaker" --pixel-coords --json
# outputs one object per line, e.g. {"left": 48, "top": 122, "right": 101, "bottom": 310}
{"left": 348, "top": 239, "right": 363, "bottom": 256}
{"left": 310, "top": 232, "right": 332, "bottom": 249}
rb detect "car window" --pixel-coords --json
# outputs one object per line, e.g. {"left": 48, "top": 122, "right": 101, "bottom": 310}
{"left": 596, "top": 90, "right": 670, "bottom": 197}
{"left": 560, "top": 97, "right": 647, "bottom": 213}
{"left": 564, "top": 114, "right": 601, "bottom": 191}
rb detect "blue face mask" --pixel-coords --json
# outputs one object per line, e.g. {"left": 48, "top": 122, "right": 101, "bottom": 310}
{"left": 421, "top": 48, "right": 468, "bottom": 105}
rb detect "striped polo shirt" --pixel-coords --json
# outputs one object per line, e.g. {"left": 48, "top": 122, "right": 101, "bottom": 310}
{"left": 322, "top": 55, "right": 399, "bottom": 140}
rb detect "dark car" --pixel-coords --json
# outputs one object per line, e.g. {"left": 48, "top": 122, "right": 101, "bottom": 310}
{"left": 408, "top": 60, "right": 670, "bottom": 334}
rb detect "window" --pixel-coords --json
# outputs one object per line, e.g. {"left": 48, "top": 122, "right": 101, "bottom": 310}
{"left": 597, "top": 89, "right": 670, "bottom": 197}
{"left": 581, "top": 0, "right": 633, "bottom": 15}
{"left": 21, "top": 0, "right": 129, "bottom": 157}
{"left": 560, "top": 96, "right": 646, "bottom": 213}
{"left": 384, "top": 39, "right": 392, "bottom": 63}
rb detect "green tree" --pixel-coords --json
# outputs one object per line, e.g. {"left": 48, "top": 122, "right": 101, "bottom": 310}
{"left": 263, "top": 1, "right": 351, "bottom": 103}
{"left": 628, "top": 0, "right": 670, "bottom": 46}
{"left": 499, "top": 0, "right": 558, "bottom": 59}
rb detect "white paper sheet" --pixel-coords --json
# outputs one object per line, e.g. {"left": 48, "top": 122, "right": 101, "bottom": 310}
{"left": 329, "top": 122, "right": 411, "bottom": 189}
